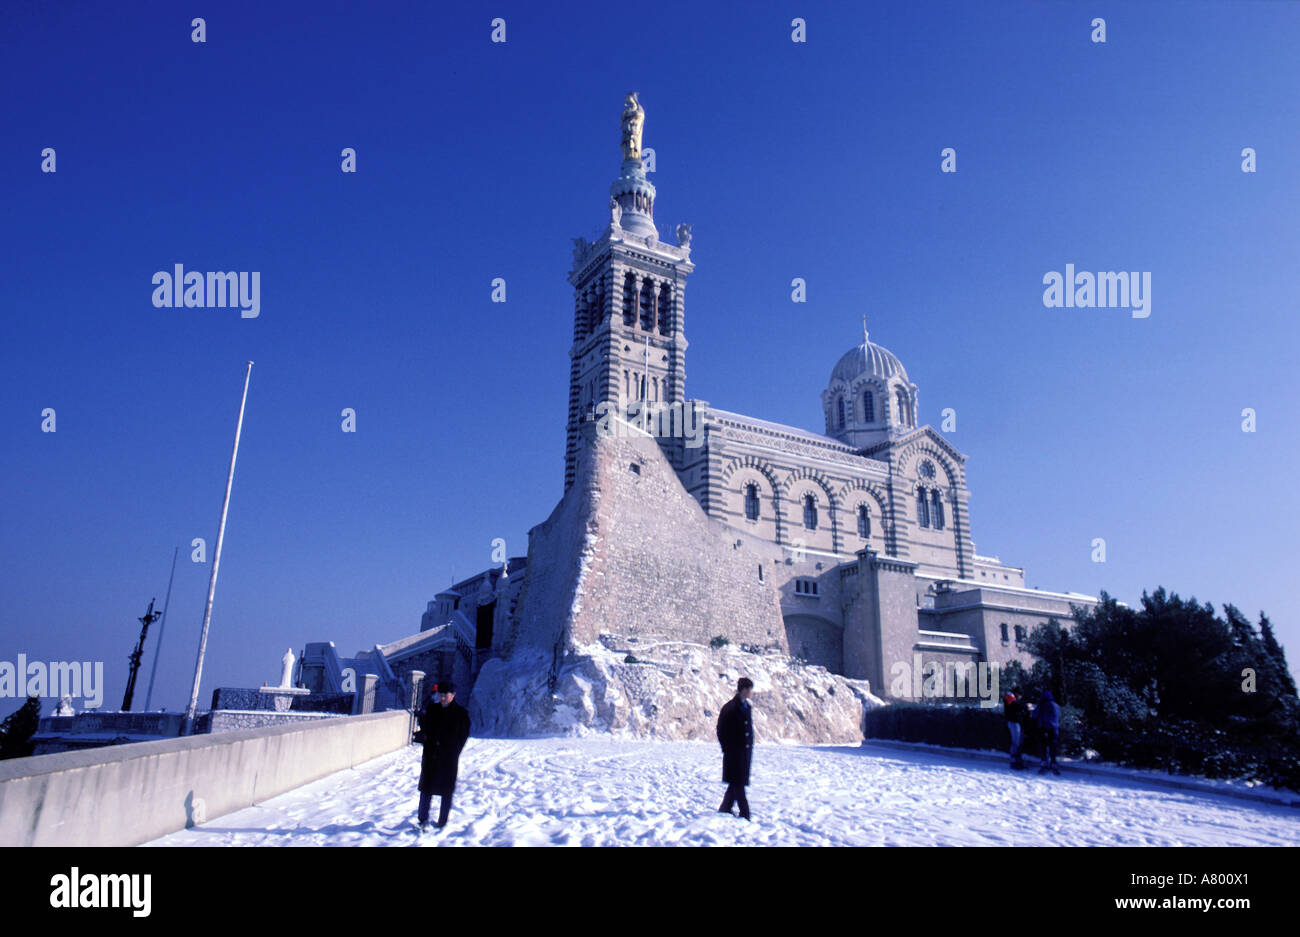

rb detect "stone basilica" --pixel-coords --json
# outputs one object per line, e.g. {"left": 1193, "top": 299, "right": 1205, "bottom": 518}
{"left": 305, "top": 95, "right": 1098, "bottom": 730}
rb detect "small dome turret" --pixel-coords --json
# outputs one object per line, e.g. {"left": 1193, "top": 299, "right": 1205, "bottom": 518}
{"left": 820, "top": 326, "right": 919, "bottom": 445}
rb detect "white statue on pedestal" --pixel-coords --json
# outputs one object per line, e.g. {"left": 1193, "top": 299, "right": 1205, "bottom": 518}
{"left": 280, "top": 648, "right": 295, "bottom": 689}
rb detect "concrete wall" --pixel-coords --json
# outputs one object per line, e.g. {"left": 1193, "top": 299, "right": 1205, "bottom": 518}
{"left": 843, "top": 551, "right": 921, "bottom": 693}
{"left": 0, "top": 709, "right": 412, "bottom": 847}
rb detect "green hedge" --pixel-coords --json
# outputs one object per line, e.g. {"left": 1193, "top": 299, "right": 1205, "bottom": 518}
{"left": 864, "top": 701, "right": 1083, "bottom": 758}
{"left": 863, "top": 703, "right": 1300, "bottom": 790}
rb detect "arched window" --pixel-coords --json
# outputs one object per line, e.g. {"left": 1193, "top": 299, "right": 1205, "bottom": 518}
{"left": 622, "top": 272, "right": 637, "bottom": 326}
{"left": 931, "top": 490, "right": 945, "bottom": 530}
{"left": 916, "top": 488, "right": 930, "bottom": 528}
{"left": 857, "top": 503, "right": 870, "bottom": 538}
{"left": 896, "top": 389, "right": 910, "bottom": 427}
{"left": 591, "top": 285, "right": 605, "bottom": 333}
{"left": 863, "top": 390, "right": 875, "bottom": 422}
{"left": 657, "top": 285, "right": 672, "bottom": 335}
{"left": 640, "top": 279, "right": 655, "bottom": 331}
{"left": 836, "top": 397, "right": 846, "bottom": 429}
{"left": 744, "top": 484, "right": 759, "bottom": 521}
{"left": 803, "top": 494, "right": 818, "bottom": 530}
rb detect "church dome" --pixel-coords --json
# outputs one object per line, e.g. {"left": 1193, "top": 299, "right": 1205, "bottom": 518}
{"left": 829, "top": 341, "right": 909, "bottom": 387}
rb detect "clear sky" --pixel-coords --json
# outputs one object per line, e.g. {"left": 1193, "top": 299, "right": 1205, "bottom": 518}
{"left": 2, "top": 0, "right": 1297, "bottom": 719}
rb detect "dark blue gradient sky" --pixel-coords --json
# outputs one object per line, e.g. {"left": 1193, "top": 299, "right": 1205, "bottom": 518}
{"left": 2, "top": 0, "right": 1297, "bottom": 717}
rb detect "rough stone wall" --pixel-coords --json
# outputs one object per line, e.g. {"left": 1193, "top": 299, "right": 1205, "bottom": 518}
{"left": 510, "top": 428, "right": 787, "bottom": 660}
{"left": 566, "top": 431, "right": 787, "bottom": 649}
{"left": 784, "top": 614, "right": 844, "bottom": 671}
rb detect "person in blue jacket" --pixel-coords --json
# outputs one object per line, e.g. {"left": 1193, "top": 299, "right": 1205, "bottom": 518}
{"left": 1035, "top": 689, "right": 1061, "bottom": 775}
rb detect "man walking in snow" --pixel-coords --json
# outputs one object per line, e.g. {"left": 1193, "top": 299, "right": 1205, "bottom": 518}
{"left": 1035, "top": 688, "right": 1061, "bottom": 775}
{"left": 716, "top": 677, "right": 754, "bottom": 820}
{"left": 416, "top": 681, "right": 471, "bottom": 829}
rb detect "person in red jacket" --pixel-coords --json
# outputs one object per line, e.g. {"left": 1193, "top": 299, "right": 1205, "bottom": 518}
{"left": 1003, "top": 690, "right": 1028, "bottom": 769}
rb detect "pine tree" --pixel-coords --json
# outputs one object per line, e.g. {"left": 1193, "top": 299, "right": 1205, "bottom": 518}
{"left": 1259, "top": 613, "right": 1298, "bottom": 698}
{"left": 0, "top": 696, "right": 42, "bottom": 759}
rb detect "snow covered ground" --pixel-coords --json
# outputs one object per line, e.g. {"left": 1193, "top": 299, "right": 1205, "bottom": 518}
{"left": 145, "top": 738, "right": 1300, "bottom": 847}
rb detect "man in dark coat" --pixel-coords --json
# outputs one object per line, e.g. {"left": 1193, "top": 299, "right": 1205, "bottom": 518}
{"left": 416, "top": 681, "right": 471, "bottom": 829}
{"left": 715, "top": 677, "right": 754, "bottom": 820}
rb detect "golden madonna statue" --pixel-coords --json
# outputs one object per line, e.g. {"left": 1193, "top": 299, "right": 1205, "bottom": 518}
{"left": 620, "top": 92, "right": 645, "bottom": 161}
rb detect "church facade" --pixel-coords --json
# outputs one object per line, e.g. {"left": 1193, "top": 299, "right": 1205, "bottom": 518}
{"left": 408, "top": 93, "right": 1098, "bottom": 704}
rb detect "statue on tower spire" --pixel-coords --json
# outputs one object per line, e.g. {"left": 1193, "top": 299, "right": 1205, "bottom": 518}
{"left": 621, "top": 92, "right": 645, "bottom": 162}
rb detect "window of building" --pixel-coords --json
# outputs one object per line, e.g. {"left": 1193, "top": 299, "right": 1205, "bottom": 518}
{"left": 744, "top": 483, "right": 759, "bottom": 521}
{"left": 1014, "top": 625, "right": 1027, "bottom": 644}
{"left": 836, "top": 397, "right": 846, "bottom": 429}
{"left": 640, "top": 279, "right": 656, "bottom": 331}
{"left": 863, "top": 390, "right": 875, "bottom": 422}
{"left": 857, "top": 503, "right": 870, "bottom": 538}
{"left": 896, "top": 388, "right": 909, "bottom": 426}
{"left": 916, "top": 488, "right": 930, "bottom": 528}
{"left": 931, "top": 489, "right": 945, "bottom": 530}
{"left": 622, "top": 272, "right": 637, "bottom": 326}
{"left": 803, "top": 494, "right": 818, "bottom": 530}
{"left": 794, "top": 578, "right": 819, "bottom": 596}
{"left": 1000, "top": 622, "right": 1009, "bottom": 644}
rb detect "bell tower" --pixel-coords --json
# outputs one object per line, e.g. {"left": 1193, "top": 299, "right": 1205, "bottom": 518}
{"left": 564, "top": 93, "right": 695, "bottom": 491}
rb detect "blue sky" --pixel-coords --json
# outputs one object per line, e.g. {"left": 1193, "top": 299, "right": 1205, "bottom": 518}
{"left": 2, "top": 0, "right": 1297, "bottom": 719}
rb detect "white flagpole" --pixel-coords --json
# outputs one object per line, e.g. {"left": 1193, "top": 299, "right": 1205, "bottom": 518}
{"left": 182, "top": 361, "right": 253, "bottom": 735}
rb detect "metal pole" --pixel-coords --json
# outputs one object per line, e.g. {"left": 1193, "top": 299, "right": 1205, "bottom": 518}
{"left": 181, "top": 361, "right": 253, "bottom": 735}
{"left": 122, "top": 598, "right": 159, "bottom": 711}
{"left": 144, "top": 546, "right": 180, "bottom": 712}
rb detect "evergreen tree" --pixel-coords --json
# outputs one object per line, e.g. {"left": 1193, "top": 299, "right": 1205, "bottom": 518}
{"left": 0, "top": 697, "right": 42, "bottom": 759}
{"left": 1222, "top": 604, "right": 1276, "bottom": 722}
{"left": 1258, "top": 613, "right": 1298, "bottom": 698}
{"left": 1022, "top": 617, "right": 1072, "bottom": 702}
